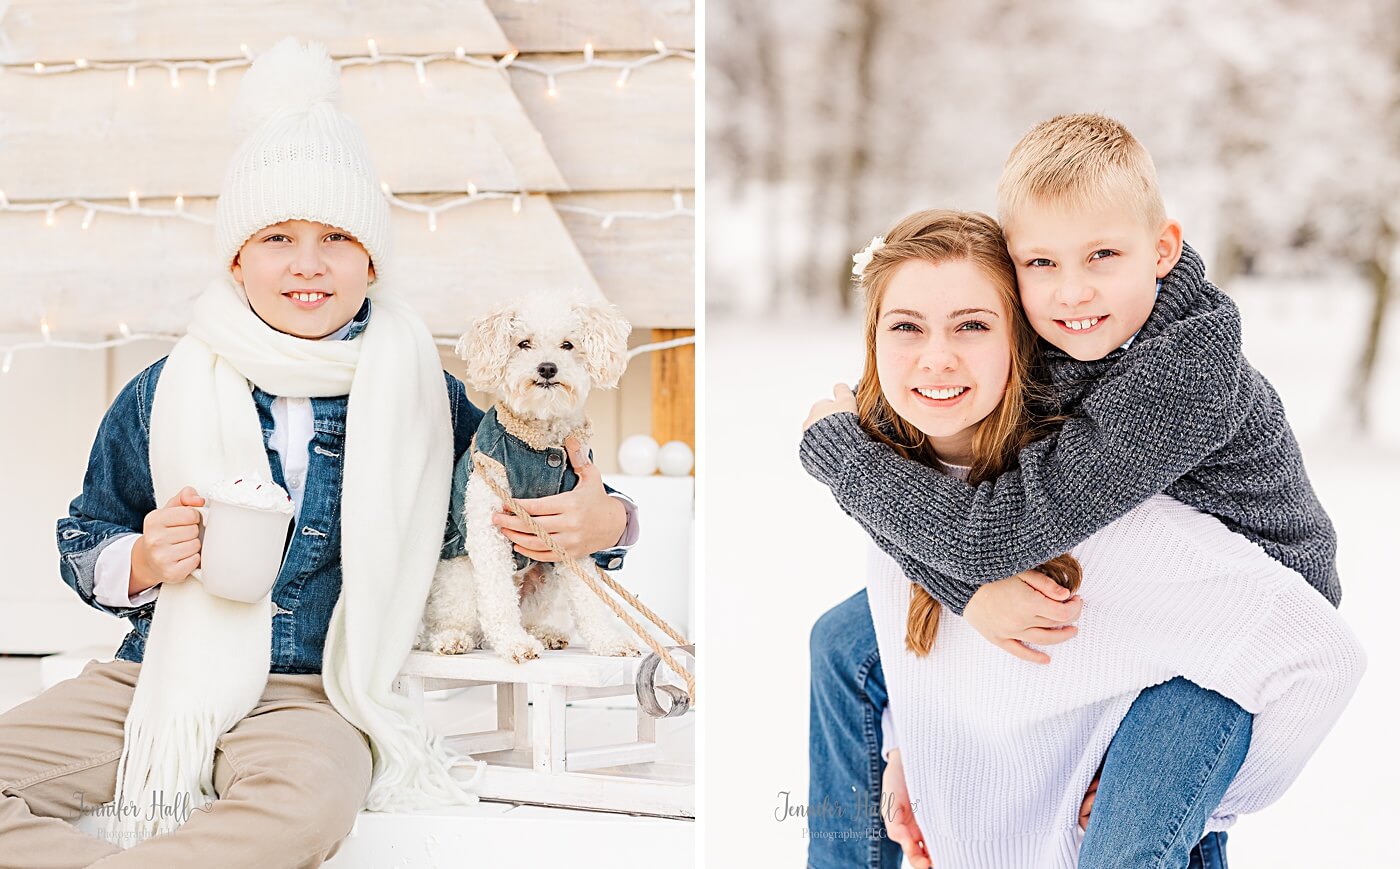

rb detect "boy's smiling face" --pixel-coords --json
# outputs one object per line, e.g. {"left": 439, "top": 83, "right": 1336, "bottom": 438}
{"left": 231, "top": 219, "right": 375, "bottom": 339}
{"left": 1004, "top": 198, "right": 1181, "bottom": 361}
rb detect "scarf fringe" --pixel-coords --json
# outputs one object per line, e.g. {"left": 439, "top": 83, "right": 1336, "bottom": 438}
{"left": 109, "top": 703, "right": 225, "bottom": 845}
{"left": 362, "top": 715, "right": 486, "bottom": 810}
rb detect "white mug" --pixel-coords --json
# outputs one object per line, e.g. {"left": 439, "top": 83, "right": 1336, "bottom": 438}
{"left": 189, "top": 497, "right": 292, "bottom": 603}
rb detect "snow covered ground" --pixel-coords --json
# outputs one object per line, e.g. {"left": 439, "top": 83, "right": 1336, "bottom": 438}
{"left": 703, "top": 279, "right": 1400, "bottom": 867}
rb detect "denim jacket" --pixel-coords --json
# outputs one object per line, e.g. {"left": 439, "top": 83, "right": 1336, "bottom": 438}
{"left": 446, "top": 405, "right": 628, "bottom": 572}
{"left": 54, "top": 308, "right": 489, "bottom": 674}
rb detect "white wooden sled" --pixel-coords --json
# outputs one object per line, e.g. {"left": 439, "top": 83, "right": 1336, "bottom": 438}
{"left": 393, "top": 647, "right": 694, "bottom": 819}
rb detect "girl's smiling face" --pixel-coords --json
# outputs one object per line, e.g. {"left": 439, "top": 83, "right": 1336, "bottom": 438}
{"left": 875, "top": 258, "right": 1013, "bottom": 465}
{"left": 231, "top": 219, "right": 375, "bottom": 339}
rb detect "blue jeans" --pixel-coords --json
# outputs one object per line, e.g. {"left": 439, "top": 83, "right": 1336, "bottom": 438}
{"left": 808, "top": 590, "right": 903, "bottom": 868}
{"left": 1080, "top": 672, "right": 1251, "bottom": 869}
{"left": 808, "top": 590, "right": 1251, "bottom": 868}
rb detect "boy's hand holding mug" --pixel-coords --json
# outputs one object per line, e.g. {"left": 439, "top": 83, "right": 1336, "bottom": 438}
{"left": 129, "top": 485, "right": 206, "bottom": 597}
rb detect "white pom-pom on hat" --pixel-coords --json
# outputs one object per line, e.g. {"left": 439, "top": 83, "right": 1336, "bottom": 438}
{"left": 215, "top": 38, "right": 390, "bottom": 285}
{"left": 230, "top": 38, "right": 342, "bottom": 136}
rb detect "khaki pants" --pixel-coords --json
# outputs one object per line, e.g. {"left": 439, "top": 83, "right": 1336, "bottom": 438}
{"left": 0, "top": 658, "right": 372, "bottom": 869}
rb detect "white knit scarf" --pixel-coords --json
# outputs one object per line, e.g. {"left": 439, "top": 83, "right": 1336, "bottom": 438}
{"left": 110, "top": 278, "right": 482, "bottom": 844}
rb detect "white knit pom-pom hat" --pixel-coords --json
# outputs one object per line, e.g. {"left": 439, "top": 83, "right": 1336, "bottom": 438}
{"left": 215, "top": 38, "right": 390, "bottom": 283}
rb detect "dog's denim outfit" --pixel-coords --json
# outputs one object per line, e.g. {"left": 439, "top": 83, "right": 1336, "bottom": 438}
{"left": 445, "top": 405, "right": 629, "bottom": 572}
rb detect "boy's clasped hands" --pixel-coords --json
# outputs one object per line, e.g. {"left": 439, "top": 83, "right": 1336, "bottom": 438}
{"left": 963, "top": 571, "right": 1081, "bottom": 665}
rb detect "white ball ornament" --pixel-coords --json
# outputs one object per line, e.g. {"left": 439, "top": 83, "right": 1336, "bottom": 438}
{"left": 618, "top": 435, "right": 660, "bottom": 476}
{"left": 657, "top": 440, "right": 695, "bottom": 476}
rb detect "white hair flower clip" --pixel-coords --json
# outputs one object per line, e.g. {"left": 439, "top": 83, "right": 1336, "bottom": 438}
{"left": 851, "top": 235, "right": 886, "bottom": 278}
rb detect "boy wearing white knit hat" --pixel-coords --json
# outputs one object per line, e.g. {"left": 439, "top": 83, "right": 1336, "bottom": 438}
{"left": 0, "top": 39, "right": 635, "bottom": 865}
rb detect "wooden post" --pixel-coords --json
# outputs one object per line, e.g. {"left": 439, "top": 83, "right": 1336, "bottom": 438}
{"left": 650, "top": 328, "right": 695, "bottom": 463}
{"left": 530, "top": 683, "right": 568, "bottom": 773}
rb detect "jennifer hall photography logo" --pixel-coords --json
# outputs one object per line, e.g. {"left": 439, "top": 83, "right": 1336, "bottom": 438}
{"left": 73, "top": 790, "right": 215, "bottom": 844}
{"left": 774, "top": 788, "right": 920, "bottom": 840}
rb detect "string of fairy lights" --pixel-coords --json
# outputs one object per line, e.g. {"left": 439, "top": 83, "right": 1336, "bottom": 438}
{"left": 6, "top": 38, "right": 695, "bottom": 95}
{"left": 0, "top": 187, "right": 694, "bottom": 232}
{"left": 380, "top": 186, "right": 693, "bottom": 232}
{"left": 1, "top": 39, "right": 695, "bottom": 370}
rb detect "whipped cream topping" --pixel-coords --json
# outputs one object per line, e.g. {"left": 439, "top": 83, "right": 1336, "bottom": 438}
{"left": 206, "top": 476, "right": 294, "bottom": 514}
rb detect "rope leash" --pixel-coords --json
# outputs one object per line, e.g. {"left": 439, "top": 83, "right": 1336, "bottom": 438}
{"left": 474, "top": 451, "right": 696, "bottom": 709}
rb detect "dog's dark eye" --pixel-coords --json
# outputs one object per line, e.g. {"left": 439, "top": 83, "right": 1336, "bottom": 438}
{"left": 560, "top": 341, "right": 574, "bottom": 351}
{"left": 517, "top": 340, "right": 532, "bottom": 350}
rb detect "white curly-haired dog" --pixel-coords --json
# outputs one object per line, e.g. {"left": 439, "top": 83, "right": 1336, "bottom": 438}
{"left": 418, "top": 294, "right": 642, "bottom": 662}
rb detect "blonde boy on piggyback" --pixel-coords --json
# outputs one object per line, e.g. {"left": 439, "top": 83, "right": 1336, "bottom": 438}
{"left": 0, "top": 40, "right": 631, "bottom": 868}
{"left": 802, "top": 114, "right": 1339, "bottom": 869}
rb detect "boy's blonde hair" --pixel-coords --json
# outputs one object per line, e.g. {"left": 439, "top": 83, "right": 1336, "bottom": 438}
{"left": 996, "top": 113, "right": 1165, "bottom": 232}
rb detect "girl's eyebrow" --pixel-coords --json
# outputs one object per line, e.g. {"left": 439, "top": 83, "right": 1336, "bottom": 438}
{"left": 882, "top": 308, "right": 926, "bottom": 320}
{"left": 948, "top": 308, "right": 998, "bottom": 319}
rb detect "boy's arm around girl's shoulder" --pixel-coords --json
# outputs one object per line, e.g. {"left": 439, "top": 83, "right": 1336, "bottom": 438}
{"left": 56, "top": 358, "right": 167, "bottom": 619}
{"left": 799, "top": 303, "right": 1252, "bottom": 615}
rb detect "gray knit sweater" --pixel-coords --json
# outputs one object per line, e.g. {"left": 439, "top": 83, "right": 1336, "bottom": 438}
{"left": 800, "top": 243, "right": 1340, "bottom": 615}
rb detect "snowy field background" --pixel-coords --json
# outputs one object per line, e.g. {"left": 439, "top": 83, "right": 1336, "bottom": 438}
{"left": 704, "top": 283, "right": 1400, "bottom": 867}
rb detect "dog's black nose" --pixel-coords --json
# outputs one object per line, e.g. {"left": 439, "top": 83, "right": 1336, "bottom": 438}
{"left": 537, "top": 362, "right": 558, "bottom": 380}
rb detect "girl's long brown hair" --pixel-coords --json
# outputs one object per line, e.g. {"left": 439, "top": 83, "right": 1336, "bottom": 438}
{"left": 853, "top": 209, "right": 1082, "bottom": 655}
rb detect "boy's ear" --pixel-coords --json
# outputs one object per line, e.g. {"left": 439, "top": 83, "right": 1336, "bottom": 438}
{"left": 1154, "top": 220, "right": 1184, "bottom": 278}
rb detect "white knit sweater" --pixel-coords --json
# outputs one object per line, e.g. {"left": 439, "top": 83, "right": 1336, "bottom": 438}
{"left": 868, "top": 491, "right": 1365, "bottom": 869}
